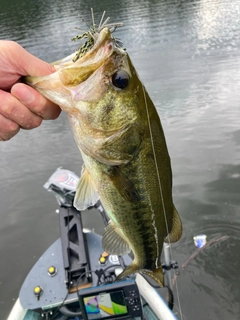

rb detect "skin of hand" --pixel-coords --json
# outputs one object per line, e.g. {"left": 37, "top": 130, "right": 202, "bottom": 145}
{"left": 0, "top": 40, "right": 61, "bottom": 141}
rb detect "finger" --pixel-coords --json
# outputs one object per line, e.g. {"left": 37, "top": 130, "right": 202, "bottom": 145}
{"left": 0, "top": 113, "right": 20, "bottom": 141}
{"left": 18, "top": 45, "right": 56, "bottom": 77}
{"left": 11, "top": 83, "right": 61, "bottom": 120}
{"left": 0, "top": 90, "right": 42, "bottom": 129}
{"left": 0, "top": 41, "right": 56, "bottom": 90}
{"left": 5, "top": 41, "right": 56, "bottom": 77}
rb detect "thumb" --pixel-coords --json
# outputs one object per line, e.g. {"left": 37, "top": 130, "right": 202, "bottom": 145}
{"left": 13, "top": 42, "right": 56, "bottom": 77}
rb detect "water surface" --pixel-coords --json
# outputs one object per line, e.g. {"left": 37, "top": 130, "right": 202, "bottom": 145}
{"left": 1, "top": 0, "right": 240, "bottom": 319}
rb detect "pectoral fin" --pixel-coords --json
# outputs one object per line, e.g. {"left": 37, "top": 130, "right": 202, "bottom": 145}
{"left": 164, "top": 206, "right": 182, "bottom": 243}
{"left": 74, "top": 166, "right": 100, "bottom": 211}
{"left": 102, "top": 221, "right": 131, "bottom": 255}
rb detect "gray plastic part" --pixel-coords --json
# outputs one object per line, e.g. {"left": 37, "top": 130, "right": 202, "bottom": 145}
{"left": 19, "top": 238, "right": 72, "bottom": 311}
{"left": 19, "top": 231, "right": 132, "bottom": 312}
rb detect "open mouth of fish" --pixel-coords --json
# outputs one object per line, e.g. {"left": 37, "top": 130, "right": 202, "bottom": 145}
{"left": 25, "top": 27, "right": 128, "bottom": 114}
{"left": 56, "top": 28, "right": 125, "bottom": 85}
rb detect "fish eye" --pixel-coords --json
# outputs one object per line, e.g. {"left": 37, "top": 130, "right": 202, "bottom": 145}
{"left": 112, "top": 70, "right": 129, "bottom": 89}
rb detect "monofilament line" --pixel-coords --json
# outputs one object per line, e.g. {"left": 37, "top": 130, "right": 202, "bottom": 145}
{"left": 142, "top": 85, "right": 184, "bottom": 320}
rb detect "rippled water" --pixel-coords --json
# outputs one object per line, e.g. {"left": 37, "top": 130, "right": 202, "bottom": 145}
{"left": 1, "top": 0, "right": 240, "bottom": 319}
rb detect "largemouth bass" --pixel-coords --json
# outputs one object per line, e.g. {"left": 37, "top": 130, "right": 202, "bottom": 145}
{"left": 26, "top": 11, "right": 182, "bottom": 287}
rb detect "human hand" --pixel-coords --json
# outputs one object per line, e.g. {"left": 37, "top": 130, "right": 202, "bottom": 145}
{"left": 0, "top": 40, "right": 61, "bottom": 141}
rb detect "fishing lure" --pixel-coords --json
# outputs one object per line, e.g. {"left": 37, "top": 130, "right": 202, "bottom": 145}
{"left": 72, "top": 8, "right": 123, "bottom": 62}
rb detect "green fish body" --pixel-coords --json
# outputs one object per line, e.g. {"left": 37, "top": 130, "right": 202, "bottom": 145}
{"left": 26, "top": 24, "right": 182, "bottom": 287}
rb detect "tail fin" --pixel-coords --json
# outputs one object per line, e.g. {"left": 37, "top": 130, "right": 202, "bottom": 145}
{"left": 141, "top": 266, "right": 164, "bottom": 287}
{"left": 115, "top": 263, "right": 164, "bottom": 287}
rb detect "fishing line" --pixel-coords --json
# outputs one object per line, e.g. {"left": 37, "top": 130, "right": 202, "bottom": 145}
{"left": 142, "top": 85, "right": 184, "bottom": 320}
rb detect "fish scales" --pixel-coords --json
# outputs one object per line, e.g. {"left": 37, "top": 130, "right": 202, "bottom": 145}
{"left": 84, "top": 129, "right": 172, "bottom": 259}
{"left": 25, "top": 18, "right": 182, "bottom": 287}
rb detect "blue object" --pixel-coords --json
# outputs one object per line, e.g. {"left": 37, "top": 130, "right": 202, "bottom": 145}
{"left": 193, "top": 234, "right": 207, "bottom": 248}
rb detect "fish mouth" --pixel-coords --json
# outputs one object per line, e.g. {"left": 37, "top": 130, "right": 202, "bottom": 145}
{"left": 54, "top": 27, "right": 126, "bottom": 88}
{"left": 25, "top": 27, "right": 125, "bottom": 91}
{"left": 24, "top": 26, "right": 127, "bottom": 111}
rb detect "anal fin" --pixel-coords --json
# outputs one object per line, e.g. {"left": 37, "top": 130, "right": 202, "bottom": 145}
{"left": 102, "top": 221, "right": 131, "bottom": 255}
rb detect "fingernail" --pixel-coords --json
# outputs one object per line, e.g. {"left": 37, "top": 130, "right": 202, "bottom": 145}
{"left": 12, "top": 84, "right": 34, "bottom": 103}
{"left": 22, "top": 86, "right": 35, "bottom": 103}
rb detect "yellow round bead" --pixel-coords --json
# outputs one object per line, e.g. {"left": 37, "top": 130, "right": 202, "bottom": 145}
{"left": 48, "top": 266, "right": 55, "bottom": 274}
{"left": 34, "top": 286, "right": 41, "bottom": 294}
{"left": 99, "top": 257, "right": 106, "bottom": 264}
